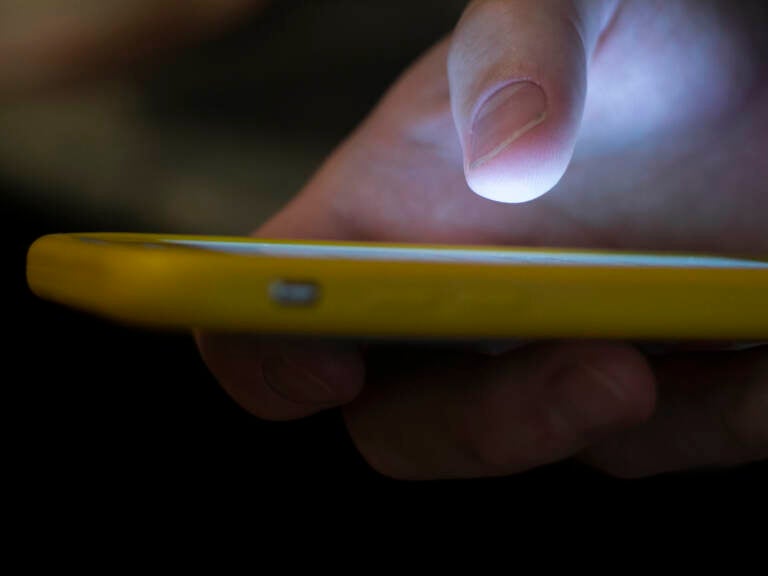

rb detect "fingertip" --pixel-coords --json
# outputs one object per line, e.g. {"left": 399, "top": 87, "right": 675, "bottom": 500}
{"left": 463, "top": 342, "right": 656, "bottom": 473}
{"left": 465, "top": 146, "right": 571, "bottom": 203}
{"left": 462, "top": 79, "right": 572, "bottom": 203}
{"left": 460, "top": 78, "right": 580, "bottom": 203}
{"left": 560, "top": 342, "right": 658, "bottom": 430}
{"left": 196, "top": 332, "right": 365, "bottom": 421}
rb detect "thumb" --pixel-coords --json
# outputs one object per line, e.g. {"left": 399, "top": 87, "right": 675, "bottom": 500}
{"left": 448, "top": 0, "right": 617, "bottom": 203}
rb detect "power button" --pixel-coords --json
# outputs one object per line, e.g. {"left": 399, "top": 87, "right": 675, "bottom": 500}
{"left": 269, "top": 280, "right": 320, "bottom": 306}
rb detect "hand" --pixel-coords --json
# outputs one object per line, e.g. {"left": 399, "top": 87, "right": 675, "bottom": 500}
{"left": 198, "top": 0, "right": 768, "bottom": 479}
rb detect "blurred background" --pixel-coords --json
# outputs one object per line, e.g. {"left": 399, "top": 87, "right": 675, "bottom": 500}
{"left": 5, "top": 0, "right": 762, "bottom": 518}
{"left": 1, "top": 0, "right": 468, "bottom": 233}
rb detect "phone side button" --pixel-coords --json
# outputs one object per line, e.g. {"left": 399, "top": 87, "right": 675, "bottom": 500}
{"left": 269, "top": 280, "right": 321, "bottom": 307}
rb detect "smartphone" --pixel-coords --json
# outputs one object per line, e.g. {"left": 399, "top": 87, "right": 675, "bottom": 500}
{"left": 26, "top": 232, "right": 768, "bottom": 340}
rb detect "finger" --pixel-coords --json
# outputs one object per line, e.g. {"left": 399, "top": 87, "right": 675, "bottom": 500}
{"left": 344, "top": 341, "right": 655, "bottom": 480}
{"left": 197, "top": 333, "right": 365, "bottom": 421}
{"left": 448, "top": 0, "right": 618, "bottom": 203}
{"left": 583, "top": 347, "right": 768, "bottom": 478}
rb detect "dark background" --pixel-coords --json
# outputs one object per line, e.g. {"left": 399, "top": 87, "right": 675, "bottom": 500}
{"left": 6, "top": 0, "right": 764, "bottom": 515}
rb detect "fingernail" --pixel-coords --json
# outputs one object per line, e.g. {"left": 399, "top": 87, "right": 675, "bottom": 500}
{"left": 469, "top": 81, "right": 547, "bottom": 170}
{"left": 262, "top": 354, "right": 340, "bottom": 406}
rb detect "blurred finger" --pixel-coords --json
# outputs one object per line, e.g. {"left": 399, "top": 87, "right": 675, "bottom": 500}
{"left": 344, "top": 341, "right": 655, "bottom": 480}
{"left": 583, "top": 347, "right": 768, "bottom": 477}
{"left": 197, "top": 334, "right": 365, "bottom": 421}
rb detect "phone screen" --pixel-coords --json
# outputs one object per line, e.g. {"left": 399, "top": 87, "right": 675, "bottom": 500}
{"left": 166, "top": 239, "right": 768, "bottom": 269}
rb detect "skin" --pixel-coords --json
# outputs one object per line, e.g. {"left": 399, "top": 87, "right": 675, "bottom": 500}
{"left": 8, "top": 0, "right": 767, "bottom": 479}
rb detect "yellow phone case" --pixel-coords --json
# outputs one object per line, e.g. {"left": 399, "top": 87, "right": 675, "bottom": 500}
{"left": 26, "top": 233, "right": 768, "bottom": 340}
